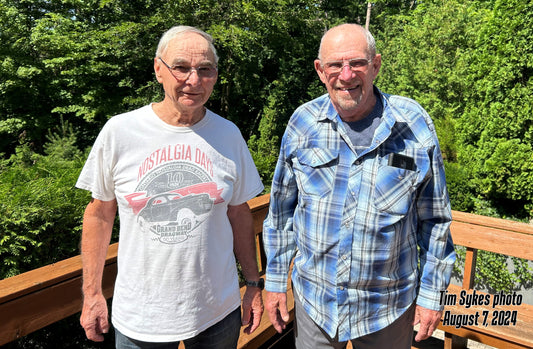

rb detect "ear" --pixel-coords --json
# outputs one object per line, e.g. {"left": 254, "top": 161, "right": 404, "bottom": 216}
{"left": 154, "top": 57, "right": 163, "bottom": 83}
{"left": 314, "top": 59, "right": 328, "bottom": 85}
{"left": 371, "top": 54, "right": 382, "bottom": 80}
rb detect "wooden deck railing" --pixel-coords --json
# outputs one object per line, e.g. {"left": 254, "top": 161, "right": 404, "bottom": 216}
{"left": 0, "top": 194, "right": 273, "bottom": 348}
{"left": 438, "top": 211, "right": 533, "bottom": 349}
{"left": 1, "top": 193, "right": 532, "bottom": 349}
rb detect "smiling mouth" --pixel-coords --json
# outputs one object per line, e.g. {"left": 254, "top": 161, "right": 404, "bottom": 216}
{"left": 337, "top": 86, "right": 360, "bottom": 92}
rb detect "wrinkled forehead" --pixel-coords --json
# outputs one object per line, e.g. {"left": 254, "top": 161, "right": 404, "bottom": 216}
{"left": 321, "top": 29, "right": 370, "bottom": 62}
{"left": 162, "top": 33, "right": 216, "bottom": 64}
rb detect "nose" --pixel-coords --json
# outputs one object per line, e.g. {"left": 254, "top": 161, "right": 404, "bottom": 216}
{"left": 185, "top": 68, "right": 201, "bottom": 85}
{"left": 338, "top": 63, "right": 355, "bottom": 81}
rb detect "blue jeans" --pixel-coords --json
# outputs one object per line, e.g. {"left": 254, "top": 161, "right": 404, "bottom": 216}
{"left": 115, "top": 307, "right": 241, "bottom": 349}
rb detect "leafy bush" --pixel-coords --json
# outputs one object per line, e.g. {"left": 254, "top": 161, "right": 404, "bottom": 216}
{"left": 444, "top": 161, "right": 475, "bottom": 213}
{"left": 0, "top": 122, "right": 90, "bottom": 278}
{"left": 454, "top": 246, "right": 533, "bottom": 293}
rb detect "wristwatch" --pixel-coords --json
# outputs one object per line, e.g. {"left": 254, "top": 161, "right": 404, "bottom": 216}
{"left": 245, "top": 278, "right": 265, "bottom": 290}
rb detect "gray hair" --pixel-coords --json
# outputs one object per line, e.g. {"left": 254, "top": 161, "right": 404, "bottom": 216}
{"left": 156, "top": 25, "right": 219, "bottom": 64}
{"left": 318, "top": 24, "right": 377, "bottom": 61}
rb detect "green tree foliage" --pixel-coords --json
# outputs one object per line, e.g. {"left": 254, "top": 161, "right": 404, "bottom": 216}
{"left": 0, "top": 0, "right": 418, "bottom": 182}
{"left": 454, "top": 246, "right": 533, "bottom": 293}
{"left": 377, "top": 0, "right": 533, "bottom": 292}
{"left": 455, "top": 0, "right": 533, "bottom": 218}
{"left": 0, "top": 123, "right": 90, "bottom": 278}
{"left": 375, "top": 0, "right": 479, "bottom": 160}
{"left": 169, "top": 0, "right": 329, "bottom": 184}
{"left": 0, "top": 0, "right": 162, "bottom": 152}
{"left": 377, "top": 0, "right": 533, "bottom": 219}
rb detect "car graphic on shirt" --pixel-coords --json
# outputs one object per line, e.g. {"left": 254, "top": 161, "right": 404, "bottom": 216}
{"left": 137, "top": 192, "right": 214, "bottom": 224}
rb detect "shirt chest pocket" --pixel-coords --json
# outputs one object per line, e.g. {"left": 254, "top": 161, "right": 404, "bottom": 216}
{"left": 372, "top": 149, "right": 430, "bottom": 215}
{"left": 294, "top": 148, "right": 338, "bottom": 198}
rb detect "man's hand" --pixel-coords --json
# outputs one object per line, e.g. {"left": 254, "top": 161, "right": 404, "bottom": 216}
{"left": 241, "top": 286, "right": 264, "bottom": 334}
{"left": 265, "top": 291, "right": 290, "bottom": 333}
{"left": 412, "top": 305, "right": 442, "bottom": 342}
{"left": 80, "top": 294, "right": 109, "bottom": 342}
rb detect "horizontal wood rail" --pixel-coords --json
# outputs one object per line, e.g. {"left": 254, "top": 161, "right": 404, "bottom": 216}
{"left": 438, "top": 211, "right": 533, "bottom": 349}
{"left": 1, "top": 194, "right": 533, "bottom": 348}
{"left": 0, "top": 244, "right": 118, "bottom": 346}
{"left": 0, "top": 194, "right": 276, "bottom": 348}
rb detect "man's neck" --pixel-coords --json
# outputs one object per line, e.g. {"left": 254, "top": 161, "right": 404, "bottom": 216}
{"left": 152, "top": 102, "right": 206, "bottom": 127}
{"left": 338, "top": 93, "right": 377, "bottom": 123}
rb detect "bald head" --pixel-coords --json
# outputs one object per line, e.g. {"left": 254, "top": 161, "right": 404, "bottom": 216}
{"left": 318, "top": 24, "right": 377, "bottom": 61}
{"left": 313, "top": 23, "right": 382, "bottom": 121}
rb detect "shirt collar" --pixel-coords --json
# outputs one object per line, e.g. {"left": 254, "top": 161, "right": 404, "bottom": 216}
{"left": 316, "top": 94, "right": 338, "bottom": 122}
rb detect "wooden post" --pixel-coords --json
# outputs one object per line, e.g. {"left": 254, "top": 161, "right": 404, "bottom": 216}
{"left": 365, "top": 2, "right": 372, "bottom": 30}
{"left": 462, "top": 247, "right": 477, "bottom": 289}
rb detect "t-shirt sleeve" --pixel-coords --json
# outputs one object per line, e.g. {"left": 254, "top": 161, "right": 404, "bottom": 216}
{"left": 228, "top": 135, "right": 264, "bottom": 206}
{"left": 75, "top": 124, "right": 116, "bottom": 201}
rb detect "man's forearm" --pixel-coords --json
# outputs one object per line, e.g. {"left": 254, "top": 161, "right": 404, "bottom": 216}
{"left": 228, "top": 202, "right": 264, "bottom": 334}
{"left": 81, "top": 199, "right": 116, "bottom": 297}
{"left": 228, "top": 202, "right": 260, "bottom": 281}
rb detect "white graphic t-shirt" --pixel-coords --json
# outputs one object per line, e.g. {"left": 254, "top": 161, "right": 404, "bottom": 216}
{"left": 76, "top": 104, "right": 264, "bottom": 342}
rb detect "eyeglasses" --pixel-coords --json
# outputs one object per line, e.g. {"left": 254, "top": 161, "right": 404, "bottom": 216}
{"left": 158, "top": 57, "right": 217, "bottom": 80}
{"left": 322, "top": 58, "right": 372, "bottom": 76}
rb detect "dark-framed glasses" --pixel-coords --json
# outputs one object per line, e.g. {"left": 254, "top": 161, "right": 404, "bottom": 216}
{"left": 158, "top": 57, "right": 217, "bottom": 80}
{"left": 322, "top": 58, "right": 372, "bottom": 76}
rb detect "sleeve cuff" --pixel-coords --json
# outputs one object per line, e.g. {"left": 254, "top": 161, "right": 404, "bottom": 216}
{"left": 417, "top": 285, "right": 445, "bottom": 311}
{"left": 265, "top": 273, "right": 290, "bottom": 293}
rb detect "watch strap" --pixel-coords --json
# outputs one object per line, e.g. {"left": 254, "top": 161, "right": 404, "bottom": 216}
{"left": 245, "top": 278, "right": 264, "bottom": 289}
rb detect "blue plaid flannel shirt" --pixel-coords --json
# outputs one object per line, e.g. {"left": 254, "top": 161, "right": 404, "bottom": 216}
{"left": 263, "top": 89, "right": 456, "bottom": 341}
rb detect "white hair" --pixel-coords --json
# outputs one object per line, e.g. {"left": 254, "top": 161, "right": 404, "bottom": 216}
{"left": 156, "top": 25, "right": 219, "bottom": 63}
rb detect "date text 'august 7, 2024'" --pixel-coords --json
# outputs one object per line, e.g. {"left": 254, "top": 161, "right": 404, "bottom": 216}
{"left": 440, "top": 289, "right": 523, "bottom": 329}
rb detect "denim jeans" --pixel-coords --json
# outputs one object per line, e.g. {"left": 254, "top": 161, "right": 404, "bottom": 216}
{"left": 115, "top": 307, "right": 241, "bottom": 349}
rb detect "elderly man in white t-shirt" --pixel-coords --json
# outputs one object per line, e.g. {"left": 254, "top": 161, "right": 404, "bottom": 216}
{"left": 77, "top": 25, "right": 264, "bottom": 349}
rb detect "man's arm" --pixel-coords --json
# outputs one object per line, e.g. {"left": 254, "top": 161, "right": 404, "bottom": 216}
{"left": 79, "top": 198, "right": 117, "bottom": 342}
{"left": 414, "top": 124, "right": 456, "bottom": 341}
{"left": 262, "top": 128, "right": 299, "bottom": 333}
{"left": 228, "top": 202, "right": 263, "bottom": 335}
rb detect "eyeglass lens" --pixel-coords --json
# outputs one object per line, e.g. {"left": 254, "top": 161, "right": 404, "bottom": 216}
{"left": 324, "top": 58, "right": 370, "bottom": 75}
{"left": 159, "top": 58, "right": 217, "bottom": 79}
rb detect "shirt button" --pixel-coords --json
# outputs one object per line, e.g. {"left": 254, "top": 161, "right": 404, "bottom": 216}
{"left": 355, "top": 160, "right": 361, "bottom": 165}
